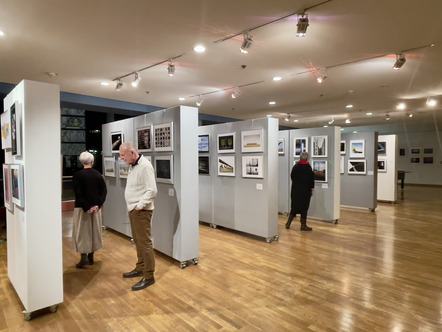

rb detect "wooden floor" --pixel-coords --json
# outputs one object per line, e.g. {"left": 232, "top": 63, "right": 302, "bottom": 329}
{"left": 1, "top": 185, "right": 441, "bottom": 331}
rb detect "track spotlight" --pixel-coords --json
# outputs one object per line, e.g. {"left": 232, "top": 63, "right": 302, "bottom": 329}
{"left": 345, "top": 119, "right": 351, "bottom": 124}
{"left": 231, "top": 87, "right": 240, "bottom": 99}
{"left": 196, "top": 96, "right": 204, "bottom": 107}
{"left": 296, "top": 14, "right": 309, "bottom": 37}
{"left": 426, "top": 98, "right": 437, "bottom": 107}
{"left": 284, "top": 115, "right": 291, "bottom": 122}
{"left": 393, "top": 54, "right": 406, "bottom": 70}
{"left": 408, "top": 113, "right": 413, "bottom": 118}
{"left": 396, "top": 102, "right": 406, "bottom": 110}
{"left": 385, "top": 113, "right": 390, "bottom": 121}
{"left": 131, "top": 72, "right": 141, "bottom": 87}
{"left": 328, "top": 117, "right": 334, "bottom": 125}
{"left": 316, "top": 73, "right": 327, "bottom": 84}
{"left": 167, "top": 62, "right": 175, "bottom": 77}
{"left": 115, "top": 80, "right": 123, "bottom": 91}
{"left": 240, "top": 33, "right": 253, "bottom": 54}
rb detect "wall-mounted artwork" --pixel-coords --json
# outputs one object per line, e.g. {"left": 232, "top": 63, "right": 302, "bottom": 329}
{"left": 340, "top": 156, "right": 345, "bottom": 174}
{"left": 349, "top": 139, "right": 365, "bottom": 158}
{"left": 278, "top": 138, "right": 285, "bottom": 155}
{"left": 410, "top": 148, "right": 420, "bottom": 155}
{"left": 242, "top": 155, "right": 263, "bottom": 178}
{"left": 119, "top": 159, "right": 130, "bottom": 178}
{"left": 423, "top": 148, "right": 433, "bottom": 154}
{"left": 217, "top": 155, "right": 235, "bottom": 176}
{"left": 11, "top": 164, "right": 24, "bottom": 208}
{"left": 295, "top": 137, "right": 308, "bottom": 156}
{"left": 241, "top": 129, "right": 263, "bottom": 153}
{"left": 2, "top": 164, "right": 13, "bottom": 211}
{"left": 104, "top": 156, "right": 116, "bottom": 177}
{"left": 155, "top": 155, "right": 174, "bottom": 184}
{"left": 136, "top": 126, "right": 152, "bottom": 152}
{"left": 348, "top": 159, "right": 366, "bottom": 175}
{"left": 311, "top": 136, "right": 327, "bottom": 157}
{"left": 217, "top": 132, "right": 235, "bottom": 153}
{"left": 199, "top": 156, "right": 210, "bottom": 175}
{"left": 340, "top": 140, "right": 346, "bottom": 155}
{"left": 312, "top": 160, "right": 327, "bottom": 182}
{"left": 1, "top": 110, "right": 12, "bottom": 150}
{"left": 377, "top": 159, "right": 387, "bottom": 172}
{"left": 154, "top": 122, "right": 174, "bottom": 152}
{"left": 198, "top": 134, "right": 210, "bottom": 153}
{"left": 410, "top": 157, "right": 420, "bottom": 164}
{"left": 423, "top": 156, "right": 433, "bottom": 164}
{"left": 111, "top": 131, "right": 123, "bottom": 153}
{"left": 378, "top": 141, "right": 387, "bottom": 155}
{"left": 399, "top": 148, "right": 405, "bottom": 156}
{"left": 10, "top": 102, "right": 22, "bottom": 156}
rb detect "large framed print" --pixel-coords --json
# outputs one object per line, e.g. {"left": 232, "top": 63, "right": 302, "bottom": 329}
{"left": 312, "top": 160, "right": 327, "bottom": 182}
{"left": 294, "top": 137, "right": 308, "bottom": 156}
{"left": 11, "top": 164, "right": 24, "bottom": 208}
{"left": 278, "top": 139, "right": 285, "bottom": 155}
{"left": 241, "top": 129, "right": 263, "bottom": 153}
{"left": 103, "top": 156, "right": 116, "bottom": 177}
{"left": 311, "top": 136, "right": 327, "bottom": 157}
{"left": 154, "top": 122, "right": 173, "bottom": 152}
{"left": 378, "top": 141, "right": 387, "bottom": 155}
{"left": 199, "top": 156, "right": 210, "bottom": 175}
{"left": 2, "top": 164, "right": 13, "bottom": 211}
{"left": 118, "top": 159, "right": 130, "bottom": 178}
{"left": 111, "top": 131, "right": 123, "bottom": 153}
{"left": 155, "top": 155, "right": 174, "bottom": 184}
{"left": 348, "top": 159, "right": 366, "bottom": 175}
{"left": 10, "top": 102, "right": 22, "bottom": 156}
{"left": 1, "top": 110, "right": 12, "bottom": 149}
{"left": 217, "top": 132, "right": 235, "bottom": 153}
{"left": 198, "top": 134, "right": 210, "bottom": 153}
{"left": 377, "top": 159, "right": 387, "bottom": 172}
{"left": 349, "top": 139, "right": 365, "bottom": 158}
{"left": 217, "top": 155, "right": 235, "bottom": 176}
{"left": 136, "top": 126, "right": 152, "bottom": 152}
{"left": 242, "top": 155, "right": 263, "bottom": 178}
{"left": 340, "top": 140, "right": 346, "bottom": 155}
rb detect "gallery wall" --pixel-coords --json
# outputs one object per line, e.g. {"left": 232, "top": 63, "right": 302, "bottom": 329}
{"left": 377, "top": 135, "right": 398, "bottom": 202}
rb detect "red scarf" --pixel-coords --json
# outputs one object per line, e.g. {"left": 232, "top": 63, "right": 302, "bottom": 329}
{"left": 298, "top": 160, "right": 310, "bottom": 165}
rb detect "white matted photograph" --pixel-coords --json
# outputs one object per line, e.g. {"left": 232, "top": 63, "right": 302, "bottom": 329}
{"left": 103, "top": 156, "right": 116, "bottom": 177}
{"left": 155, "top": 155, "right": 174, "bottom": 184}
{"left": 1, "top": 109, "right": 12, "bottom": 150}
{"left": 2, "top": 164, "right": 13, "bottom": 211}
{"left": 348, "top": 159, "right": 367, "bottom": 174}
{"left": 340, "top": 156, "right": 345, "bottom": 174}
{"left": 377, "top": 159, "right": 387, "bottom": 172}
{"left": 241, "top": 129, "right": 263, "bottom": 153}
{"left": 242, "top": 155, "right": 263, "bottom": 178}
{"left": 294, "top": 137, "right": 308, "bottom": 156}
{"left": 136, "top": 125, "right": 152, "bottom": 152}
{"left": 111, "top": 131, "right": 123, "bottom": 153}
{"left": 11, "top": 164, "right": 24, "bottom": 208}
{"left": 217, "top": 132, "right": 235, "bottom": 153}
{"left": 312, "top": 160, "right": 327, "bottom": 182}
{"left": 217, "top": 155, "right": 235, "bottom": 176}
{"left": 340, "top": 140, "right": 346, "bottom": 155}
{"left": 119, "top": 159, "right": 130, "bottom": 178}
{"left": 154, "top": 122, "right": 174, "bottom": 152}
{"left": 349, "top": 139, "right": 365, "bottom": 158}
{"left": 311, "top": 136, "right": 327, "bottom": 157}
{"left": 278, "top": 138, "right": 285, "bottom": 155}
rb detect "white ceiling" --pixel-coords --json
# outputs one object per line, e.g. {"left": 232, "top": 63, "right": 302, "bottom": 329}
{"left": 1, "top": 0, "right": 442, "bottom": 129}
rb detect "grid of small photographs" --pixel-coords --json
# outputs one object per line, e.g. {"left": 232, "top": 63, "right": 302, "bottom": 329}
{"left": 154, "top": 122, "right": 173, "bottom": 152}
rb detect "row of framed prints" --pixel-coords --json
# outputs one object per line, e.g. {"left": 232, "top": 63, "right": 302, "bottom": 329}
{"left": 1, "top": 101, "right": 22, "bottom": 156}
{"left": 199, "top": 155, "right": 264, "bottom": 178}
{"left": 104, "top": 156, "right": 174, "bottom": 184}
{"left": 2, "top": 164, "right": 25, "bottom": 211}
{"left": 110, "top": 122, "right": 174, "bottom": 153}
{"left": 199, "top": 129, "right": 264, "bottom": 154}
{"left": 278, "top": 136, "right": 329, "bottom": 157}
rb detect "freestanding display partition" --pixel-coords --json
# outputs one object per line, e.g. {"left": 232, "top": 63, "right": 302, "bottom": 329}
{"left": 3, "top": 80, "right": 63, "bottom": 320}
{"left": 377, "top": 134, "right": 398, "bottom": 202}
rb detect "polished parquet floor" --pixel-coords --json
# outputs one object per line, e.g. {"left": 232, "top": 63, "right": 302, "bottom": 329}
{"left": 0, "top": 185, "right": 441, "bottom": 331}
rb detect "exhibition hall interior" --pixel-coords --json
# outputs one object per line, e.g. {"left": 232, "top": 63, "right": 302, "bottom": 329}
{"left": 0, "top": 0, "right": 441, "bottom": 331}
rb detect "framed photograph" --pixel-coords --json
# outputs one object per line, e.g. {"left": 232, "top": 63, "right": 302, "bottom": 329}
{"left": 423, "top": 156, "right": 433, "bottom": 164}
{"left": 11, "top": 164, "right": 24, "bottom": 208}
{"left": 349, "top": 139, "right": 365, "bottom": 158}
{"left": 1, "top": 109, "right": 12, "bottom": 150}
{"left": 348, "top": 159, "right": 366, "bottom": 175}
{"left": 411, "top": 157, "right": 420, "bottom": 164}
{"left": 103, "top": 156, "right": 116, "bottom": 177}
{"left": 311, "top": 136, "right": 327, "bottom": 157}
{"left": 340, "top": 156, "right": 345, "bottom": 174}
{"left": 241, "top": 129, "right": 263, "bottom": 153}
{"left": 278, "top": 138, "right": 285, "bottom": 155}
{"left": 217, "top": 155, "right": 235, "bottom": 177}
{"left": 294, "top": 137, "right": 308, "bottom": 156}
{"left": 378, "top": 141, "right": 387, "bottom": 155}
{"left": 410, "top": 148, "right": 420, "bottom": 155}
{"left": 423, "top": 148, "right": 433, "bottom": 154}
{"left": 312, "top": 160, "right": 327, "bottom": 182}
{"left": 111, "top": 131, "right": 123, "bottom": 153}
{"left": 155, "top": 155, "right": 173, "bottom": 184}
{"left": 136, "top": 126, "right": 152, "bottom": 152}
{"left": 340, "top": 140, "right": 346, "bottom": 155}
{"left": 2, "top": 164, "right": 13, "bottom": 211}
{"left": 118, "top": 159, "right": 130, "bottom": 178}
{"left": 198, "top": 134, "right": 210, "bottom": 153}
{"left": 399, "top": 148, "right": 406, "bottom": 156}
{"left": 242, "top": 155, "right": 263, "bottom": 178}
{"left": 199, "top": 156, "right": 210, "bottom": 175}
{"left": 377, "top": 159, "right": 387, "bottom": 172}
{"left": 10, "top": 102, "right": 22, "bottom": 156}
{"left": 154, "top": 122, "right": 173, "bottom": 152}
{"left": 217, "top": 132, "right": 235, "bottom": 153}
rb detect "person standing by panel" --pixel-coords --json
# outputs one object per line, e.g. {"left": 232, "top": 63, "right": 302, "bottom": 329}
{"left": 73, "top": 151, "right": 107, "bottom": 268}
{"left": 119, "top": 142, "right": 158, "bottom": 291}
{"left": 285, "top": 151, "right": 315, "bottom": 231}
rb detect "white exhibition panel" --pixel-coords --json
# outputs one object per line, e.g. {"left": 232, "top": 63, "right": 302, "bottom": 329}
{"left": 198, "top": 118, "right": 279, "bottom": 239}
{"left": 102, "top": 106, "right": 199, "bottom": 263}
{"left": 377, "top": 135, "right": 398, "bottom": 202}
{"left": 277, "top": 131, "right": 290, "bottom": 214}
{"left": 4, "top": 80, "right": 63, "bottom": 313}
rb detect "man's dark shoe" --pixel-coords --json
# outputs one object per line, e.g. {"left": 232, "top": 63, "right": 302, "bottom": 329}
{"left": 122, "top": 269, "right": 143, "bottom": 278}
{"left": 132, "top": 277, "right": 155, "bottom": 291}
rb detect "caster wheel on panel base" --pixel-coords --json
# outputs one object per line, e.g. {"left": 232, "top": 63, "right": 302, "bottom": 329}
{"left": 23, "top": 312, "right": 32, "bottom": 321}
{"left": 180, "top": 261, "right": 187, "bottom": 269}
{"left": 332, "top": 219, "right": 338, "bottom": 224}
{"left": 192, "top": 258, "right": 199, "bottom": 265}
{"left": 210, "top": 223, "right": 217, "bottom": 229}
{"left": 49, "top": 305, "right": 58, "bottom": 313}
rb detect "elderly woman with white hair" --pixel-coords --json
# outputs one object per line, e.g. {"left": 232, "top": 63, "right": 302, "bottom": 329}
{"left": 72, "top": 151, "right": 107, "bottom": 268}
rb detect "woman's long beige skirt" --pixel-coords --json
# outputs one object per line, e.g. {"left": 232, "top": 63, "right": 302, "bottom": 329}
{"left": 73, "top": 207, "right": 103, "bottom": 254}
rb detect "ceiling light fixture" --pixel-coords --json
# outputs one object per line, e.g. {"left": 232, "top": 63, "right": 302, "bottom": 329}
{"left": 167, "top": 62, "right": 175, "bottom": 77}
{"left": 240, "top": 32, "right": 253, "bottom": 54}
{"left": 393, "top": 54, "right": 406, "bottom": 70}
{"left": 408, "top": 113, "right": 413, "bottom": 118}
{"left": 100, "top": 82, "right": 109, "bottom": 86}
{"left": 284, "top": 114, "right": 291, "bottom": 122}
{"left": 115, "top": 80, "right": 123, "bottom": 91}
{"left": 193, "top": 45, "right": 205, "bottom": 53}
{"left": 196, "top": 96, "right": 204, "bottom": 107}
{"left": 345, "top": 119, "right": 351, "bottom": 124}
{"left": 296, "top": 14, "right": 309, "bottom": 37}
{"left": 273, "top": 76, "right": 282, "bottom": 81}
{"left": 346, "top": 104, "right": 353, "bottom": 109}
{"left": 328, "top": 117, "right": 334, "bottom": 125}
{"left": 385, "top": 113, "right": 391, "bottom": 121}
{"left": 396, "top": 102, "right": 406, "bottom": 110}
{"left": 0, "top": 30, "right": 4, "bottom": 36}
{"left": 131, "top": 72, "right": 141, "bottom": 87}
{"left": 269, "top": 101, "right": 276, "bottom": 105}
{"left": 231, "top": 87, "right": 240, "bottom": 99}
{"left": 178, "top": 97, "right": 186, "bottom": 101}
{"left": 316, "top": 72, "right": 327, "bottom": 84}
{"left": 366, "top": 112, "right": 373, "bottom": 116}
{"left": 293, "top": 119, "right": 299, "bottom": 123}
{"left": 426, "top": 98, "right": 437, "bottom": 107}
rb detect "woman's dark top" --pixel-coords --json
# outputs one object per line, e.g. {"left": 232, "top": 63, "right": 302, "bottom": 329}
{"left": 73, "top": 168, "right": 107, "bottom": 212}
{"left": 290, "top": 162, "right": 315, "bottom": 214}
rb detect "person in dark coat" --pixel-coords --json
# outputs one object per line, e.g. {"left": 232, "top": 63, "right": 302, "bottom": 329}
{"left": 72, "top": 151, "right": 107, "bottom": 268}
{"left": 285, "top": 151, "right": 315, "bottom": 231}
